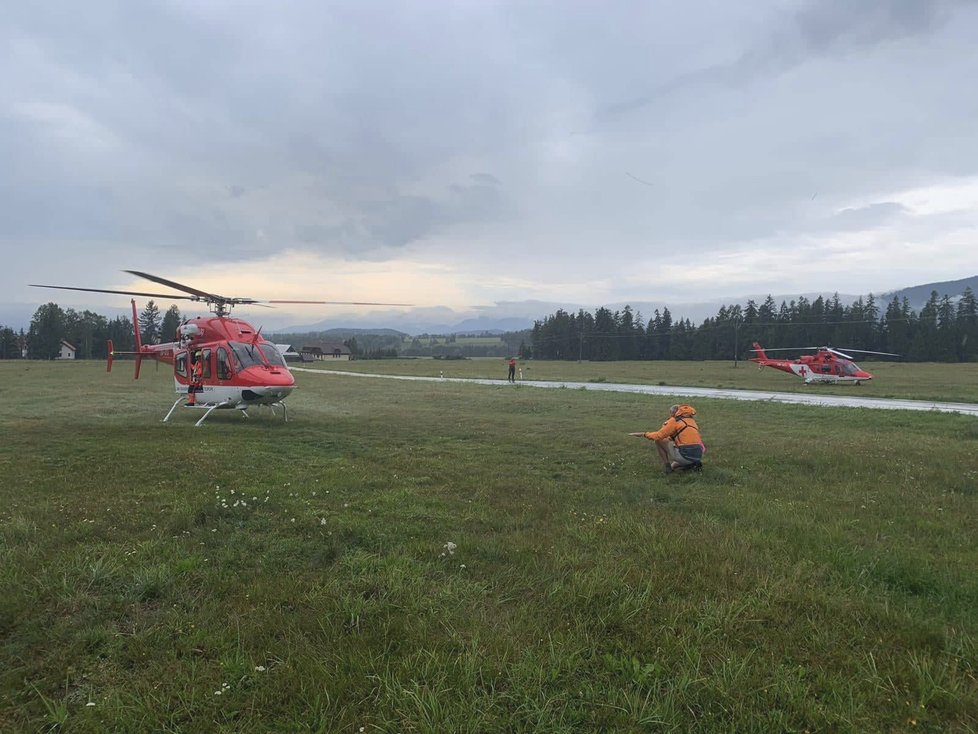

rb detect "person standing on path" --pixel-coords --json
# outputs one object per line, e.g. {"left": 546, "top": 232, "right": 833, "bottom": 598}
{"left": 506, "top": 357, "right": 517, "bottom": 383}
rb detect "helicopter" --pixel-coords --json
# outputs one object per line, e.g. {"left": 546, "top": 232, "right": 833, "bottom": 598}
{"left": 749, "top": 342, "right": 899, "bottom": 385}
{"left": 30, "top": 271, "right": 410, "bottom": 426}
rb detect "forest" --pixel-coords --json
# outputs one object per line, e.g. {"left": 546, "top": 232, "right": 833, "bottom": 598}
{"left": 528, "top": 290, "right": 978, "bottom": 362}
{"left": 0, "top": 300, "right": 179, "bottom": 360}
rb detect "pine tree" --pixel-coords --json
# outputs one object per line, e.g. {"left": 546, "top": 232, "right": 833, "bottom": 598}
{"left": 159, "top": 305, "right": 182, "bottom": 343}
{"left": 140, "top": 300, "right": 162, "bottom": 344}
{"left": 0, "top": 326, "right": 19, "bottom": 359}
{"left": 28, "top": 303, "right": 67, "bottom": 359}
{"left": 956, "top": 287, "right": 978, "bottom": 361}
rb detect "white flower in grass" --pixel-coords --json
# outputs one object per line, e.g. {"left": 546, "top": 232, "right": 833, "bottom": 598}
{"left": 255, "top": 665, "right": 266, "bottom": 672}
{"left": 443, "top": 541, "right": 457, "bottom": 555}
{"left": 320, "top": 518, "right": 327, "bottom": 525}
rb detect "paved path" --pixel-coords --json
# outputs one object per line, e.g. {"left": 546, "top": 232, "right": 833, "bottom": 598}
{"left": 292, "top": 368, "right": 978, "bottom": 416}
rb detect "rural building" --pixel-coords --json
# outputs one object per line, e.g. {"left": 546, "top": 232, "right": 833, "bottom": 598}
{"left": 57, "top": 340, "right": 76, "bottom": 360}
{"left": 300, "top": 342, "right": 351, "bottom": 360}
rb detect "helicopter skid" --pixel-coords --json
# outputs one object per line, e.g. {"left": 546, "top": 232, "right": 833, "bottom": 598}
{"left": 162, "top": 396, "right": 288, "bottom": 426}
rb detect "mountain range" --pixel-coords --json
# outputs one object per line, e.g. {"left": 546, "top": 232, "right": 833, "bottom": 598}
{"left": 279, "top": 275, "right": 978, "bottom": 336}
{"left": 5, "top": 275, "right": 976, "bottom": 336}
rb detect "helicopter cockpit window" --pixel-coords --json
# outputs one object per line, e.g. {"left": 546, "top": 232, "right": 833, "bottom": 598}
{"left": 175, "top": 352, "right": 188, "bottom": 378}
{"left": 217, "top": 347, "right": 233, "bottom": 380}
{"left": 229, "top": 341, "right": 265, "bottom": 369}
{"left": 229, "top": 341, "right": 287, "bottom": 369}
{"left": 839, "top": 360, "right": 859, "bottom": 375}
{"left": 258, "top": 343, "right": 288, "bottom": 368}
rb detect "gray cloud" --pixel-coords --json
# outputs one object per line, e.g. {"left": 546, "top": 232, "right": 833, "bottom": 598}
{"left": 604, "top": 0, "right": 964, "bottom": 118}
{"left": 292, "top": 176, "right": 507, "bottom": 251}
{"left": 823, "top": 202, "right": 910, "bottom": 232}
{"left": 2, "top": 1, "right": 978, "bottom": 314}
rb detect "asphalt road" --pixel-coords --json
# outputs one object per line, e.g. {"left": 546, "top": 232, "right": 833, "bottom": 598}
{"left": 292, "top": 368, "right": 978, "bottom": 417}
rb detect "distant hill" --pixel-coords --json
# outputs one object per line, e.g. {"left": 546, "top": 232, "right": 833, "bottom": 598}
{"left": 269, "top": 279, "right": 978, "bottom": 337}
{"left": 883, "top": 275, "right": 978, "bottom": 310}
{"left": 270, "top": 327, "right": 409, "bottom": 341}
{"left": 8, "top": 274, "right": 977, "bottom": 337}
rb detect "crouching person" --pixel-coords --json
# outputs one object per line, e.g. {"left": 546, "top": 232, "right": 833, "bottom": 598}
{"left": 630, "top": 404, "right": 705, "bottom": 473}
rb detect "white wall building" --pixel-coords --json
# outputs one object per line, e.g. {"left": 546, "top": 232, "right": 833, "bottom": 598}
{"left": 57, "top": 340, "right": 76, "bottom": 360}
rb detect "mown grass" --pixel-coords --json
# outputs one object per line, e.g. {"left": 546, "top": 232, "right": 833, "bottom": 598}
{"left": 1, "top": 361, "right": 977, "bottom": 732}
{"left": 308, "top": 357, "right": 978, "bottom": 403}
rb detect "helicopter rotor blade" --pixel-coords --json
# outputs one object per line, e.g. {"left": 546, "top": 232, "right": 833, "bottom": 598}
{"left": 34, "top": 273, "right": 414, "bottom": 311}
{"left": 123, "top": 270, "right": 227, "bottom": 301}
{"left": 30, "top": 284, "right": 198, "bottom": 301}
{"left": 825, "top": 348, "right": 854, "bottom": 359}
{"left": 264, "top": 299, "right": 414, "bottom": 306}
{"left": 833, "top": 348, "right": 901, "bottom": 357}
{"left": 748, "top": 346, "right": 812, "bottom": 353}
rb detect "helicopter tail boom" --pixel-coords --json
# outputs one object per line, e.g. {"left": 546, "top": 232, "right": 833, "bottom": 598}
{"left": 131, "top": 299, "right": 144, "bottom": 380}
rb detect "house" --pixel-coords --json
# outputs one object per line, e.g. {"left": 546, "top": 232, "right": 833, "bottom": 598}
{"left": 273, "top": 344, "right": 303, "bottom": 363}
{"left": 300, "top": 341, "right": 352, "bottom": 360}
{"left": 56, "top": 340, "right": 76, "bottom": 360}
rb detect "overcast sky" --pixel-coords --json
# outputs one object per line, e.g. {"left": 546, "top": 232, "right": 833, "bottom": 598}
{"left": 3, "top": 0, "right": 978, "bottom": 325}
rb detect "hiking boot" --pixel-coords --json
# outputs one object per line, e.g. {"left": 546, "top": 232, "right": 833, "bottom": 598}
{"left": 663, "top": 465, "right": 674, "bottom": 474}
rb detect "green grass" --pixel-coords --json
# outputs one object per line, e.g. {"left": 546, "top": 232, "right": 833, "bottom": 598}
{"left": 306, "top": 357, "right": 978, "bottom": 403}
{"left": 1, "top": 361, "right": 977, "bottom": 732}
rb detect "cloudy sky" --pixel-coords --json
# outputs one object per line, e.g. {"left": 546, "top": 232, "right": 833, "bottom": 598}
{"left": 3, "top": 0, "right": 978, "bottom": 327}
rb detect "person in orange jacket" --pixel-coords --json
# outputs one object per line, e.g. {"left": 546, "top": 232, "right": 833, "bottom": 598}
{"left": 188, "top": 349, "right": 204, "bottom": 406}
{"left": 630, "top": 403, "right": 705, "bottom": 473}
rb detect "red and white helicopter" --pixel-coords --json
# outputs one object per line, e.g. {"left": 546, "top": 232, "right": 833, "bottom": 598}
{"left": 749, "top": 342, "right": 898, "bottom": 385}
{"left": 30, "top": 271, "right": 409, "bottom": 426}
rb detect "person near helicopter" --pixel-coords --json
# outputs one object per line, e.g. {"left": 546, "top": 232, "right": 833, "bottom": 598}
{"left": 629, "top": 403, "right": 705, "bottom": 473}
{"left": 188, "top": 349, "right": 204, "bottom": 406}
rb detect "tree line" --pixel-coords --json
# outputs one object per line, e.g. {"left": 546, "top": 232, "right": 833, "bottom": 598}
{"left": 1, "top": 300, "right": 183, "bottom": 360}
{"left": 529, "top": 290, "right": 978, "bottom": 362}
{"left": 8, "top": 289, "right": 977, "bottom": 363}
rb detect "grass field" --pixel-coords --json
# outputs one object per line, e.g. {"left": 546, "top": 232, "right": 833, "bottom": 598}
{"left": 1, "top": 361, "right": 977, "bottom": 732}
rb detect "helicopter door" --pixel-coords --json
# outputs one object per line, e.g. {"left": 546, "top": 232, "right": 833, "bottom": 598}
{"left": 175, "top": 351, "right": 189, "bottom": 381}
{"left": 197, "top": 349, "right": 212, "bottom": 380}
{"left": 217, "top": 347, "right": 233, "bottom": 380}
